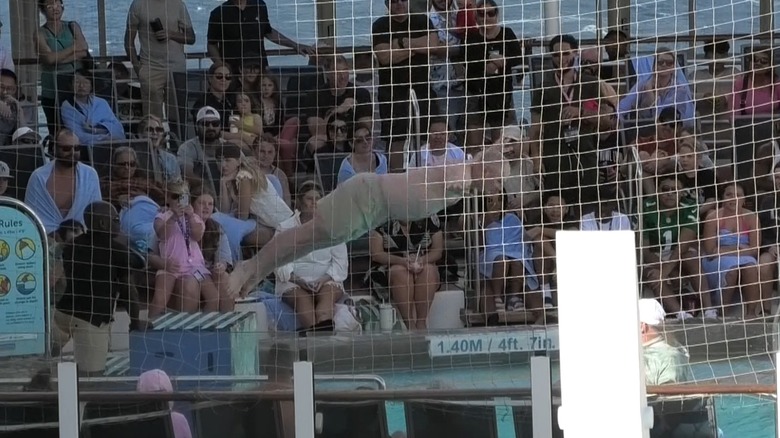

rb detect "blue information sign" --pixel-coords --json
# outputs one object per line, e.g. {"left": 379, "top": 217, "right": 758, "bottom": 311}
{"left": 0, "top": 199, "right": 49, "bottom": 357}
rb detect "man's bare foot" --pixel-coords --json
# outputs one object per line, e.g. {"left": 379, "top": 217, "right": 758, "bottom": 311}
{"left": 227, "top": 260, "right": 254, "bottom": 297}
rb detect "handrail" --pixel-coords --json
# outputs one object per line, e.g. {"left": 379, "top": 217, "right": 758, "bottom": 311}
{"left": 10, "top": 32, "right": 777, "bottom": 67}
{"left": 0, "top": 383, "right": 773, "bottom": 403}
{"left": 0, "top": 373, "right": 386, "bottom": 390}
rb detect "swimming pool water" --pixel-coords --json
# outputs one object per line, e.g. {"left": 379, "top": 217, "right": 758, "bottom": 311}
{"left": 334, "top": 356, "right": 777, "bottom": 438}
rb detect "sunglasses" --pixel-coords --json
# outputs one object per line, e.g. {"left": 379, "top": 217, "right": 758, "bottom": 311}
{"left": 551, "top": 51, "right": 571, "bottom": 58}
{"left": 146, "top": 126, "right": 165, "bottom": 133}
{"left": 476, "top": 9, "right": 498, "bottom": 18}
{"left": 657, "top": 59, "right": 675, "bottom": 66}
{"left": 214, "top": 74, "right": 231, "bottom": 80}
{"left": 753, "top": 57, "right": 771, "bottom": 65}
{"left": 18, "top": 138, "right": 38, "bottom": 145}
{"left": 330, "top": 125, "right": 347, "bottom": 132}
{"left": 116, "top": 161, "right": 136, "bottom": 167}
{"left": 201, "top": 121, "right": 221, "bottom": 128}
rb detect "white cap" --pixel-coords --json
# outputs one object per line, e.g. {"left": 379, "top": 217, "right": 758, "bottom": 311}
{"left": 501, "top": 125, "right": 523, "bottom": 142}
{"left": 0, "top": 161, "right": 11, "bottom": 179}
{"left": 638, "top": 299, "right": 666, "bottom": 326}
{"left": 196, "top": 106, "right": 221, "bottom": 123}
{"left": 11, "top": 127, "right": 40, "bottom": 143}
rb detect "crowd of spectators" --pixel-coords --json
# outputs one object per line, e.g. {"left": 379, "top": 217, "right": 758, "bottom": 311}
{"left": 2, "top": 0, "right": 780, "bottom": 373}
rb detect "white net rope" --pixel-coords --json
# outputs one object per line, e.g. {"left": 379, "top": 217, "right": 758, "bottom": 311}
{"left": 1, "top": 0, "right": 779, "bottom": 434}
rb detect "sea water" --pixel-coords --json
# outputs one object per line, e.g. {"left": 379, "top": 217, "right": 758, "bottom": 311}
{"left": 0, "top": 0, "right": 765, "bottom": 58}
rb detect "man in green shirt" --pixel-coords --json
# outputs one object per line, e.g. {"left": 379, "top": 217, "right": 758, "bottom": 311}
{"left": 642, "top": 175, "right": 715, "bottom": 320}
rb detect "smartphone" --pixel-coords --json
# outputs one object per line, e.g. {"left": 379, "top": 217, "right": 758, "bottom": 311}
{"left": 179, "top": 193, "right": 189, "bottom": 208}
{"left": 150, "top": 18, "right": 164, "bottom": 32}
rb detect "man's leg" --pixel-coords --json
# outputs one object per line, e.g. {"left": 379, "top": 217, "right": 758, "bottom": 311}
{"left": 138, "top": 65, "right": 167, "bottom": 120}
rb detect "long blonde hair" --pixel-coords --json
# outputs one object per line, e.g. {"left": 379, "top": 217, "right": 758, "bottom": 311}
{"left": 236, "top": 154, "right": 269, "bottom": 193}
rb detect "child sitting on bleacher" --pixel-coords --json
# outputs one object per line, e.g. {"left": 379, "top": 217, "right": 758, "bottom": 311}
{"left": 149, "top": 180, "right": 219, "bottom": 318}
{"left": 231, "top": 93, "right": 264, "bottom": 148}
{"left": 478, "top": 191, "right": 540, "bottom": 325}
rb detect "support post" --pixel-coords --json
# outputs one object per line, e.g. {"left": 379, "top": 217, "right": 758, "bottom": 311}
{"left": 759, "top": 0, "right": 773, "bottom": 42}
{"left": 315, "top": 0, "right": 336, "bottom": 47}
{"left": 542, "top": 0, "right": 561, "bottom": 41}
{"left": 294, "top": 361, "right": 316, "bottom": 438}
{"left": 58, "top": 362, "right": 80, "bottom": 438}
{"left": 531, "top": 356, "right": 553, "bottom": 438}
{"left": 9, "top": 0, "right": 40, "bottom": 129}
{"left": 776, "top": 350, "right": 780, "bottom": 438}
{"left": 606, "top": 0, "right": 631, "bottom": 36}
{"left": 556, "top": 231, "right": 652, "bottom": 438}
{"left": 97, "top": 0, "right": 107, "bottom": 59}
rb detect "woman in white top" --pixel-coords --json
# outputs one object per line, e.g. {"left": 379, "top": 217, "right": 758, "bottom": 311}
{"left": 275, "top": 181, "right": 349, "bottom": 331}
{"left": 418, "top": 117, "right": 467, "bottom": 167}
{"left": 579, "top": 196, "right": 633, "bottom": 231}
{"left": 218, "top": 143, "right": 294, "bottom": 249}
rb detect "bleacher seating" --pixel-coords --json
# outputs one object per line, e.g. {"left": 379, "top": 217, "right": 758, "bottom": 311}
{"left": 80, "top": 401, "right": 174, "bottom": 438}
{"left": 316, "top": 400, "right": 388, "bottom": 438}
{"left": 732, "top": 115, "right": 775, "bottom": 184}
{"left": 314, "top": 152, "right": 349, "bottom": 194}
{"left": 405, "top": 401, "right": 498, "bottom": 438}
{"left": 0, "top": 145, "right": 46, "bottom": 201}
{"left": 0, "top": 402, "right": 58, "bottom": 438}
{"left": 192, "top": 400, "right": 281, "bottom": 438}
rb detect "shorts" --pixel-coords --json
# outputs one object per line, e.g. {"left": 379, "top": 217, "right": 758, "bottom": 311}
{"left": 316, "top": 173, "right": 389, "bottom": 243}
{"left": 276, "top": 280, "right": 345, "bottom": 297}
{"left": 52, "top": 310, "right": 110, "bottom": 373}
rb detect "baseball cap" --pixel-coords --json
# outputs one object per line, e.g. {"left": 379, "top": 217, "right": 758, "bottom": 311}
{"left": 638, "top": 299, "right": 666, "bottom": 326}
{"left": 11, "top": 127, "right": 41, "bottom": 143}
{"left": 196, "top": 106, "right": 221, "bottom": 123}
{"left": 501, "top": 125, "right": 523, "bottom": 142}
{"left": 0, "top": 161, "right": 10, "bottom": 179}
{"left": 137, "top": 369, "right": 173, "bottom": 393}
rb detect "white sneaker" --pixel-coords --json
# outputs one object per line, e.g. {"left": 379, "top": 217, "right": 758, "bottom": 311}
{"left": 703, "top": 309, "right": 719, "bottom": 320}
{"left": 676, "top": 311, "right": 694, "bottom": 321}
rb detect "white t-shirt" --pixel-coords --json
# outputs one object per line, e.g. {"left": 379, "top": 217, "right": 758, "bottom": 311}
{"left": 580, "top": 211, "right": 633, "bottom": 231}
{"left": 419, "top": 143, "right": 466, "bottom": 167}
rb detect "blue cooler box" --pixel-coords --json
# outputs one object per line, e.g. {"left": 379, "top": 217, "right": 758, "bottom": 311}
{"left": 129, "top": 311, "right": 258, "bottom": 389}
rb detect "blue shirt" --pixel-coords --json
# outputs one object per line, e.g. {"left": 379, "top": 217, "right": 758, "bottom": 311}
{"left": 618, "top": 77, "right": 695, "bottom": 127}
{"left": 337, "top": 152, "right": 388, "bottom": 186}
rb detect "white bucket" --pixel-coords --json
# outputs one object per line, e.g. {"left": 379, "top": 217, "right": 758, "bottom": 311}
{"left": 427, "top": 289, "right": 465, "bottom": 330}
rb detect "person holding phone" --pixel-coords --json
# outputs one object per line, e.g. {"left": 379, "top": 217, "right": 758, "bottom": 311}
{"left": 149, "top": 180, "right": 219, "bottom": 318}
{"left": 124, "top": 0, "right": 195, "bottom": 139}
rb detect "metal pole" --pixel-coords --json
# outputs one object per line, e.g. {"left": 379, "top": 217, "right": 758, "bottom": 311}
{"left": 531, "top": 356, "right": 553, "bottom": 438}
{"left": 58, "top": 362, "right": 79, "bottom": 438}
{"left": 97, "top": 0, "right": 107, "bottom": 58}
{"left": 607, "top": 0, "right": 631, "bottom": 35}
{"left": 293, "top": 361, "right": 316, "bottom": 438}
{"left": 315, "top": 0, "right": 336, "bottom": 46}
{"left": 759, "top": 0, "right": 773, "bottom": 41}
{"left": 542, "top": 0, "right": 561, "bottom": 41}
